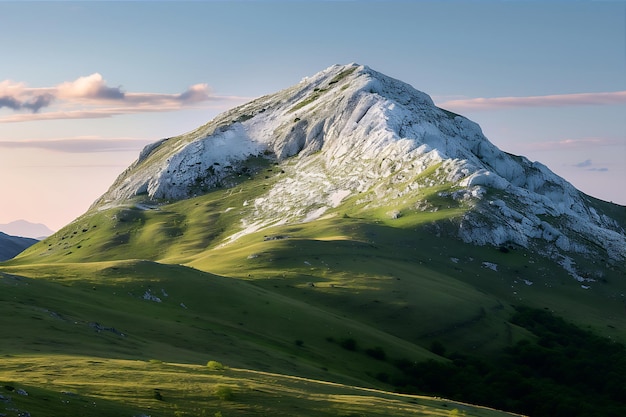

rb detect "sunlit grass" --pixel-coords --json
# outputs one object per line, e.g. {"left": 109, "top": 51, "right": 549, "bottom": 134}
{"left": 0, "top": 355, "right": 519, "bottom": 417}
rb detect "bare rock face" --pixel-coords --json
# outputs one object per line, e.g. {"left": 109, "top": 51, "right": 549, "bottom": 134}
{"left": 92, "top": 63, "right": 625, "bottom": 272}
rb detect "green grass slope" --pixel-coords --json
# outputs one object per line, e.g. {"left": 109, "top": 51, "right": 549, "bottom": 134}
{"left": 0, "top": 260, "right": 438, "bottom": 385}
{"left": 3, "top": 166, "right": 625, "bottom": 416}
{"left": 1, "top": 355, "right": 520, "bottom": 417}
{"left": 0, "top": 260, "right": 522, "bottom": 416}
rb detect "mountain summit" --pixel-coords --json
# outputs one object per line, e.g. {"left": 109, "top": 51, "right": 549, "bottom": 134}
{"left": 93, "top": 63, "right": 624, "bottom": 276}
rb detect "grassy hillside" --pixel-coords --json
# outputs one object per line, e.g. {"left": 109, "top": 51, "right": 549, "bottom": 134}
{"left": 3, "top": 167, "right": 625, "bottom": 416}
{"left": 1, "top": 355, "right": 519, "bottom": 417}
{"left": 0, "top": 259, "right": 523, "bottom": 416}
{"left": 0, "top": 260, "right": 439, "bottom": 383}
{"left": 0, "top": 232, "right": 37, "bottom": 261}
{"left": 12, "top": 171, "right": 624, "bottom": 349}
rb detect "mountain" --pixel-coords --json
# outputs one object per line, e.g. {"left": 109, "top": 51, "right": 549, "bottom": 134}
{"left": 93, "top": 63, "right": 624, "bottom": 277}
{"left": 3, "top": 64, "right": 626, "bottom": 417}
{"left": 0, "top": 219, "right": 54, "bottom": 239}
{"left": 0, "top": 231, "right": 38, "bottom": 261}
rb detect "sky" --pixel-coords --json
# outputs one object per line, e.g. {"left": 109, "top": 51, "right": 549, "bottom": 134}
{"left": 1, "top": 1, "right": 625, "bottom": 232}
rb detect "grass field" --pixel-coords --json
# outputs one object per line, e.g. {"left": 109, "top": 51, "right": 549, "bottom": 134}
{"left": 1, "top": 355, "right": 523, "bottom": 417}
{"left": 2, "top": 165, "right": 625, "bottom": 416}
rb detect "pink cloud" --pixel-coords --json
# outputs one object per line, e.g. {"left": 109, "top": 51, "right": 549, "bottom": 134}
{"left": 0, "top": 74, "right": 251, "bottom": 122}
{"left": 438, "top": 91, "right": 626, "bottom": 111}
{"left": 0, "top": 136, "right": 152, "bottom": 153}
{"left": 57, "top": 73, "right": 124, "bottom": 100}
{"left": 0, "top": 98, "right": 249, "bottom": 123}
{"left": 517, "top": 137, "right": 621, "bottom": 152}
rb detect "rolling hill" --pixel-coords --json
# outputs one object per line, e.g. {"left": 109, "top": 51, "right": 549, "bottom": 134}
{"left": 0, "top": 231, "right": 37, "bottom": 261}
{"left": 2, "top": 64, "right": 624, "bottom": 417}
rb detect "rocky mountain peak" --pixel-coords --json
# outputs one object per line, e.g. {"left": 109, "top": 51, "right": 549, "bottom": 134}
{"left": 92, "top": 63, "right": 625, "bottom": 276}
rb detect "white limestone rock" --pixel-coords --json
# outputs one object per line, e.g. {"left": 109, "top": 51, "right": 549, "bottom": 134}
{"left": 91, "top": 63, "right": 625, "bottom": 274}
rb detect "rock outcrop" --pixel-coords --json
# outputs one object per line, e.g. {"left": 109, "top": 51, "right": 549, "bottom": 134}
{"left": 91, "top": 63, "right": 625, "bottom": 271}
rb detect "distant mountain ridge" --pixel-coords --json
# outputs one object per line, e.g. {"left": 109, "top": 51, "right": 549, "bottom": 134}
{"left": 0, "top": 231, "right": 38, "bottom": 261}
{"left": 92, "top": 63, "right": 625, "bottom": 278}
{"left": 0, "top": 219, "right": 54, "bottom": 239}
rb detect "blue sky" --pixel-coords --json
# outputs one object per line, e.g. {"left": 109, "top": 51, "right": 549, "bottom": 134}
{"left": 1, "top": 1, "right": 624, "bottom": 231}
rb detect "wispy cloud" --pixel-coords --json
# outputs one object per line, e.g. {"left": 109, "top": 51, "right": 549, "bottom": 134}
{"left": 0, "top": 136, "right": 153, "bottom": 153}
{"left": 574, "top": 159, "right": 593, "bottom": 168}
{"left": 573, "top": 159, "right": 609, "bottom": 172}
{"left": 0, "top": 88, "right": 55, "bottom": 113}
{"left": 0, "top": 74, "right": 251, "bottom": 123}
{"left": 438, "top": 91, "right": 626, "bottom": 111}
{"left": 1, "top": 107, "right": 182, "bottom": 123}
{"left": 516, "top": 137, "right": 621, "bottom": 152}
